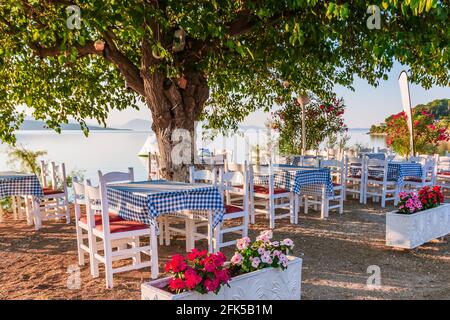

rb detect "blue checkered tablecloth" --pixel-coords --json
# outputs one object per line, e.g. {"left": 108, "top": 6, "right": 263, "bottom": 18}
{"left": 365, "top": 153, "right": 386, "bottom": 160}
{"left": 253, "top": 165, "right": 334, "bottom": 197}
{"left": 0, "top": 172, "right": 43, "bottom": 200}
{"left": 349, "top": 162, "right": 422, "bottom": 186}
{"left": 106, "top": 180, "right": 225, "bottom": 228}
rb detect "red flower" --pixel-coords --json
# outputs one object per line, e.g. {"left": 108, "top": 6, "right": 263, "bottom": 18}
{"left": 169, "top": 278, "right": 186, "bottom": 291}
{"left": 204, "top": 278, "right": 220, "bottom": 292}
{"left": 214, "top": 269, "right": 230, "bottom": 283}
{"left": 184, "top": 268, "right": 202, "bottom": 290}
{"left": 165, "top": 254, "right": 187, "bottom": 273}
{"left": 187, "top": 248, "right": 207, "bottom": 261}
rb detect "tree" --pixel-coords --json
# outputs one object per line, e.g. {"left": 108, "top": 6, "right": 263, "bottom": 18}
{"left": 1, "top": 1, "right": 449, "bottom": 180}
{"left": 385, "top": 110, "right": 449, "bottom": 156}
{"left": 272, "top": 97, "right": 347, "bottom": 154}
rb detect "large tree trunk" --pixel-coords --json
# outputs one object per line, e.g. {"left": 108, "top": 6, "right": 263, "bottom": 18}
{"left": 142, "top": 69, "right": 209, "bottom": 181}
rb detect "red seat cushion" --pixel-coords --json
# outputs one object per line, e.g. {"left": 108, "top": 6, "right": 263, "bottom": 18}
{"left": 225, "top": 205, "right": 243, "bottom": 214}
{"left": 404, "top": 177, "right": 430, "bottom": 183}
{"left": 95, "top": 220, "right": 149, "bottom": 234}
{"left": 43, "top": 188, "right": 64, "bottom": 195}
{"left": 438, "top": 171, "right": 450, "bottom": 176}
{"left": 332, "top": 182, "right": 342, "bottom": 187}
{"left": 79, "top": 213, "right": 123, "bottom": 224}
{"left": 253, "top": 185, "right": 289, "bottom": 194}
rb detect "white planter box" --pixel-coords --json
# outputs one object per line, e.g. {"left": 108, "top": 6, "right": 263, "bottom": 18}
{"left": 141, "top": 256, "right": 302, "bottom": 300}
{"left": 386, "top": 203, "right": 450, "bottom": 249}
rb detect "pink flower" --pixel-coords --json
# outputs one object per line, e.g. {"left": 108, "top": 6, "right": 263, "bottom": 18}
{"left": 282, "top": 238, "right": 294, "bottom": 247}
{"left": 236, "top": 236, "right": 251, "bottom": 250}
{"left": 230, "top": 252, "right": 243, "bottom": 266}
{"left": 251, "top": 257, "right": 261, "bottom": 268}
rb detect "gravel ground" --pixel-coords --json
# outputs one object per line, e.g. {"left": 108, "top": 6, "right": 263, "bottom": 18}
{"left": 0, "top": 199, "right": 449, "bottom": 300}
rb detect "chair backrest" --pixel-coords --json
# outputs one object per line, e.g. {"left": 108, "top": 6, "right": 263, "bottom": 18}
{"left": 72, "top": 177, "right": 92, "bottom": 221}
{"left": 84, "top": 183, "right": 110, "bottom": 234}
{"left": 225, "top": 162, "right": 245, "bottom": 173}
{"left": 365, "top": 158, "right": 388, "bottom": 182}
{"left": 219, "top": 164, "right": 250, "bottom": 212}
{"left": 99, "top": 168, "right": 134, "bottom": 185}
{"left": 345, "top": 156, "right": 365, "bottom": 177}
{"left": 189, "top": 166, "right": 217, "bottom": 184}
{"left": 437, "top": 156, "right": 450, "bottom": 172}
{"left": 359, "top": 147, "right": 374, "bottom": 153}
{"left": 422, "top": 158, "right": 436, "bottom": 183}
{"left": 40, "top": 161, "right": 68, "bottom": 192}
{"left": 321, "top": 159, "right": 345, "bottom": 183}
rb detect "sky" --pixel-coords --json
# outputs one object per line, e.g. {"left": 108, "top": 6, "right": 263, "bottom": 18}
{"left": 104, "top": 62, "right": 449, "bottom": 129}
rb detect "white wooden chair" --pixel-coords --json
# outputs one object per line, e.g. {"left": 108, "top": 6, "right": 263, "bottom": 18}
{"left": 85, "top": 168, "right": 158, "bottom": 289}
{"left": 364, "top": 159, "right": 398, "bottom": 207}
{"left": 345, "top": 156, "right": 366, "bottom": 203}
{"left": 250, "top": 163, "right": 295, "bottom": 228}
{"left": 435, "top": 155, "right": 450, "bottom": 189}
{"left": 162, "top": 167, "right": 218, "bottom": 252}
{"left": 214, "top": 167, "right": 250, "bottom": 251}
{"left": 39, "top": 161, "right": 70, "bottom": 223}
{"left": 304, "top": 159, "right": 345, "bottom": 218}
{"left": 403, "top": 159, "right": 436, "bottom": 192}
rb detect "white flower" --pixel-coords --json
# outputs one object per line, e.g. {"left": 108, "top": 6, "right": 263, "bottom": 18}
{"left": 272, "top": 241, "right": 279, "bottom": 247}
{"left": 257, "top": 248, "right": 265, "bottom": 255}
{"left": 273, "top": 250, "right": 281, "bottom": 257}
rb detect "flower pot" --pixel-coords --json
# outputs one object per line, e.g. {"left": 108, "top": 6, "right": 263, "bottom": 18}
{"left": 141, "top": 256, "right": 302, "bottom": 300}
{"left": 386, "top": 203, "right": 450, "bottom": 249}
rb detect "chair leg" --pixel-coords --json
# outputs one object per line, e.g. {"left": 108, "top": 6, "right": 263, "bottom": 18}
{"left": 164, "top": 217, "right": 170, "bottom": 246}
{"left": 269, "top": 197, "right": 275, "bottom": 229}
{"left": 88, "top": 231, "right": 99, "bottom": 278}
{"left": 65, "top": 198, "right": 70, "bottom": 224}
{"left": 132, "top": 236, "right": 141, "bottom": 265}
{"left": 214, "top": 223, "right": 221, "bottom": 253}
{"left": 339, "top": 191, "right": 344, "bottom": 214}
{"left": 321, "top": 187, "right": 329, "bottom": 219}
{"left": 304, "top": 196, "right": 309, "bottom": 214}
{"left": 75, "top": 226, "right": 85, "bottom": 266}
{"left": 381, "top": 188, "right": 386, "bottom": 208}
{"left": 12, "top": 197, "right": 18, "bottom": 220}
{"left": 158, "top": 220, "right": 164, "bottom": 246}
{"left": 290, "top": 194, "right": 295, "bottom": 224}
{"left": 150, "top": 224, "right": 159, "bottom": 280}
{"left": 207, "top": 213, "right": 214, "bottom": 253}
{"left": 103, "top": 240, "right": 114, "bottom": 289}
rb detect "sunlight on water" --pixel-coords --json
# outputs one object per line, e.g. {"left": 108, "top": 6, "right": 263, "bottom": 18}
{"left": 0, "top": 129, "right": 385, "bottom": 183}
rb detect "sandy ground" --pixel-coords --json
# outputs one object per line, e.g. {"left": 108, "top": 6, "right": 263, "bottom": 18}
{"left": 0, "top": 199, "right": 449, "bottom": 300}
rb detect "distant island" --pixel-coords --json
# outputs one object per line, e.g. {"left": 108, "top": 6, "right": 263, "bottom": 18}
{"left": 369, "top": 99, "right": 450, "bottom": 135}
{"left": 19, "top": 119, "right": 125, "bottom": 131}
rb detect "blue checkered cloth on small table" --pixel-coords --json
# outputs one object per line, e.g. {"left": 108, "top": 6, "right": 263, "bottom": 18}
{"left": 387, "top": 162, "right": 423, "bottom": 185}
{"left": 0, "top": 172, "right": 43, "bottom": 200}
{"left": 106, "top": 180, "right": 225, "bottom": 228}
{"left": 350, "top": 162, "right": 423, "bottom": 186}
{"left": 253, "top": 165, "right": 334, "bottom": 198}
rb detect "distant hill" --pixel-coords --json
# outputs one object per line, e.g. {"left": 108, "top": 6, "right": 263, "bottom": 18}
{"left": 19, "top": 119, "right": 123, "bottom": 131}
{"left": 120, "top": 119, "right": 152, "bottom": 131}
{"left": 369, "top": 98, "right": 450, "bottom": 134}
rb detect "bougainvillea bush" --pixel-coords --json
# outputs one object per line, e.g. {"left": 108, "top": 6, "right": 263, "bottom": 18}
{"left": 229, "top": 230, "right": 294, "bottom": 274}
{"left": 272, "top": 97, "right": 347, "bottom": 155}
{"left": 385, "top": 110, "right": 449, "bottom": 156}
{"left": 164, "top": 250, "right": 230, "bottom": 294}
{"left": 397, "top": 186, "right": 444, "bottom": 214}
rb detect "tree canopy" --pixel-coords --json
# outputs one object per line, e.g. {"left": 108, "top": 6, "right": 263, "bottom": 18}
{"left": 1, "top": 0, "right": 449, "bottom": 146}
